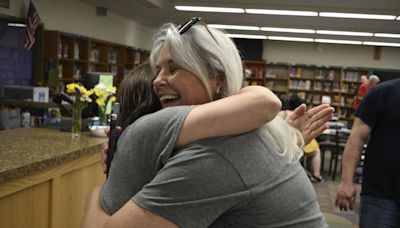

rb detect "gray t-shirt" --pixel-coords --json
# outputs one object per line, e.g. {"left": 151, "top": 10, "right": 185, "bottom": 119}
{"left": 102, "top": 106, "right": 194, "bottom": 214}
{"left": 103, "top": 106, "right": 325, "bottom": 227}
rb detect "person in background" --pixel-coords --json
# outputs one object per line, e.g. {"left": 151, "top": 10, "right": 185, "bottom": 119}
{"left": 353, "top": 75, "right": 380, "bottom": 111}
{"left": 336, "top": 78, "right": 400, "bottom": 227}
{"left": 279, "top": 94, "right": 324, "bottom": 183}
{"left": 83, "top": 18, "right": 333, "bottom": 228}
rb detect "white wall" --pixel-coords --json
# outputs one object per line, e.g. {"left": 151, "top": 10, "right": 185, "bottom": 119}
{"left": 263, "top": 41, "right": 400, "bottom": 70}
{"left": 0, "top": 0, "right": 29, "bottom": 19}
{"left": 1, "top": 0, "right": 156, "bottom": 50}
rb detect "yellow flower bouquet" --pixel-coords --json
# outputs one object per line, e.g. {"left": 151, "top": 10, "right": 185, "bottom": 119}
{"left": 66, "top": 83, "right": 94, "bottom": 137}
{"left": 93, "top": 83, "right": 117, "bottom": 126}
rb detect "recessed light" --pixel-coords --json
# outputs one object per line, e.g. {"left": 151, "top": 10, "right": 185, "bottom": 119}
{"left": 260, "top": 27, "right": 315, "bottom": 34}
{"left": 315, "top": 39, "right": 362, "bottom": 45}
{"left": 316, "top": 30, "right": 373, "bottom": 37}
{"left": 319, "top": 12, "right": 396, "bottom": 20}
{"left": 268, "top": 36, "right": 314, "bottom": 42}
{"left": 363, "top": 41, "right": 400, "bottom": 47}
{"left": 208, "top": 24, "right": 259, "bottom": 31}
{"left": 374, "top": 33, "right": 400, "bottom": 38}
{"left": 245, "top": 9, "right": 318, "bottom": 17}
{"left": 226, "top": 34, "right": 267, "bottom": 39}
{"left": 7, "top": 23, "right": 26, "bottom": 27}
{"left": 175, "top": 6, "right": 244, "bottom": 13}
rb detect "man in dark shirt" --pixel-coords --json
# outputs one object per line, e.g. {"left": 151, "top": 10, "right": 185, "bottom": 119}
{"left": 336, "top": 78, "right": 400, "bottom": 227}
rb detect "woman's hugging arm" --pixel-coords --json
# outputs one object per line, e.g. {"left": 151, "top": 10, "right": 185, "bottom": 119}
{"left": 176, "top": 85, "right": 281, "bottom": 148}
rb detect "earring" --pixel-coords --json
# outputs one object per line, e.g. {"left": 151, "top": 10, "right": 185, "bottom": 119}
{"left": 216, "top": 87, "right": 221, "bottom": 95}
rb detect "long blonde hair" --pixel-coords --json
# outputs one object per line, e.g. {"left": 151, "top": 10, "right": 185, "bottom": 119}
{"left": 150, "top": 21, "right": 303, "bottom": 162}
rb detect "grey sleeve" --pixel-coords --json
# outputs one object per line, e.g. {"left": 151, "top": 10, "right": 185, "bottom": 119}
{"left": 101, "top": 106, "right": 194, "bottom": 214}
{"left": 132, "top": 148, "right": 250, "bottom": 228}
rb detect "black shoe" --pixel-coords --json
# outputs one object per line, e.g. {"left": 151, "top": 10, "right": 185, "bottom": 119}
{"left": 311, "top": 174, "right": 324, "bottom": 183}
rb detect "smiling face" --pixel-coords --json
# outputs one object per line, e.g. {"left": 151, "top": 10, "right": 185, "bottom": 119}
{"left": 153, "top": 45, "right": 216, "bottom": 108}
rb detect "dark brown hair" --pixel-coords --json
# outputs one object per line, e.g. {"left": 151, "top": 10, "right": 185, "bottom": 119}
{"left": 117, "top": 62, "right": 162, "bottom": 130}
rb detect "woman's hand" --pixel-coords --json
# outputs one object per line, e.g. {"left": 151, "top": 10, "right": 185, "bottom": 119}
{"left": 287, "top": 104, "right": 334, "bottom": 144}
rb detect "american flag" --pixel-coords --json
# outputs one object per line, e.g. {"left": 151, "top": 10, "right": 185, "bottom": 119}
{"left": 24, "top": 1, "right": 41, "bottom": 50}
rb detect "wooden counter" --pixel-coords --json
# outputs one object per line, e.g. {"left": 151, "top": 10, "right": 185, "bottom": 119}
{"left": 0, "top": 127, "right": 107, "bottom": 228}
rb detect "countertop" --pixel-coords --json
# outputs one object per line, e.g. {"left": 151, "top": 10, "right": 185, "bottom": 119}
{"left": 0, "top": 127, "right": 107, "bottom": 183}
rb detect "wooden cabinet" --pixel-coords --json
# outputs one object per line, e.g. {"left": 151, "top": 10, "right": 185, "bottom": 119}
{"left": 0, "top": 127, "right": 107, "bottom": 228}
{"left": 43, "top": 31, "right": 149, "bottom": 88}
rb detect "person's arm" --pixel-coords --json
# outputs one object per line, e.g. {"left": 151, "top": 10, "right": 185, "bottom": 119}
{"left": 101, "top": 85, "right": 280, "bottom": 172}
{"left": 335, "top": 117, "right": 371, "bottom": 211}
{"left": 81, "top": 187, "right": 177, "bottom": 228}
{"left": 176, "top": 85, "right": 281, "bottom": 147}
{"left": 286, "top": 104, "right": 334, "bottom": 144}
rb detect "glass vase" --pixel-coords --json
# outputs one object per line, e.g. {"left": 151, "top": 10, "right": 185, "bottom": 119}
{"left": 72, "top": 99, "right": 84, "bottom": 138}
{"left": 98, "top": 106, "right": 107, "bottom": 126}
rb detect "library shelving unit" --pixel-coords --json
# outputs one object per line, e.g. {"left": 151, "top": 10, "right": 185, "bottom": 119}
{"left": 339, "top": 68, "right": 368, "bottom": 121}
{"left": 243, "top": 60, "right": 367, "bottom": 126}
{"left": 43, "top": 30, "right": 149, "bottom": 88}
{"left": 264, "top": 63, "right": 290, "bottom": 95}
{"left": 243, "top": 60, "right": 266, "bottom": 86}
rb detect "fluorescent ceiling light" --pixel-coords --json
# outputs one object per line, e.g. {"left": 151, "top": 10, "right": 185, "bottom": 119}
{"left": 319, "top": 12, "right": 396, "bottom": 20}
{"left": 260, "top": 27, "right": 315, "bottom": 34}
{"left": 315, "top": 39, "right": 362, "bottom": 45}
{"left": 245, "top": 9, "right": 317, "bottom": 17}
{"left": 316, "top": 30, "right": 373, "bottom": 37}
{"left": 375, "top": 33, "right": 400, "bottom": 38}
{"left": 175, "top": 6, "right": 244, "bottom": 13}
{"left": 397, "top": 16, "right": 400, "bottom": 20}
{"left": 7, "top": 23, "right": 26, "bottom": 27}
{"left": 226, "top": 34, "right": 267, "bottom": 39}
{"left": 208, "top": 24, "right": 259, "bottom": 31}
{"left": 268, "top": 36, "right": 314, "bottom": 42}
{"left": 363, "top": 41, "right": 400, "bottom": 47}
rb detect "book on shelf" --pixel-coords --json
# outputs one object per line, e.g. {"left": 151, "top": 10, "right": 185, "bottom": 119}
{"left": 110, "top": 65, "right": 118, "bottom": 74}
{"left": 322, "top": 82, "right": 332, "bottom": 92}
{"left": 74, "top": 43, "right": 79, "bottom": 60}
{"left": 108, "top": 48, "right": 117, "bottom": 64}
{"left": 89, "top": 46, "right": 99, "bottom": 62}
{"left": 266, "top": 81, "right": 274, "bottom": 90}
{"left": 315, "top": 69, "right": 326, "bottom": 80}
{"left": 344, "top": 71, "right": 359, "bottom": 82}
{"left": 345, "top": 97, "right": 354, "bottom": 107}
{"left": 339, "top": 108, "right": 347, "bottom": 118}
{"left": 290, "top": 67, "right": 301, "bottom": 78}
{"left": 340, "top": 96, "right": 345, "bottom": 106}
{"left": 333, "top": 95, "right": 341, "bottom": 106}
{"left": 327, "top": 70, "right": 335, "bottom": 81}
{"left": 314, "top": 81, "right": 322, "bottom": 91}
{"left": 333, "top": 82, "right": 340, "bottom": 92}
{"left": 57, "top": 64, "right": 63, "bottom": 79}
{"left": 265, "top": 68, "right": 276, "bottom": 78}
{"left": 312, "top": 94, "right": 321, "bottom": 105}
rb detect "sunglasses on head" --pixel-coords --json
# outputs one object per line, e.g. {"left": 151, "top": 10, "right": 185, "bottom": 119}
{"left": 177, "top": 17, "right": 218, "bottom": 44}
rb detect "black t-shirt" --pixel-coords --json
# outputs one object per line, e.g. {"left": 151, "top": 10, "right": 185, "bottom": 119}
{"left": 355, "top": 78, "right": 400, "bottom": 204}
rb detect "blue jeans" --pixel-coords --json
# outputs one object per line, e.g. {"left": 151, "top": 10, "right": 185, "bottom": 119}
{"left": 359, "top": 195, "right": 400, "bottom": 228}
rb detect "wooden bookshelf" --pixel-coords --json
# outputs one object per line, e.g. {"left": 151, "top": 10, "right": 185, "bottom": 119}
{"left": 243, "top": 61, "right": 368, "bottom": 126}
{"left": 43, "top": 31, "right": 149, "bottom": 89}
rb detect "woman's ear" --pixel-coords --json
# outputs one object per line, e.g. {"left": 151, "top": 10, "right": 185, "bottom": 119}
{"left": 214, "top": 76, "right": 225, "bottom": 98}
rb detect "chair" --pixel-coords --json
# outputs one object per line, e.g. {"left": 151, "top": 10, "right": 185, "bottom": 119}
{"left": 329, "top": 128, "right": 350, "bottom": 180}
{"left": 318, "top": 124, "right": 340, "bottom": 173}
